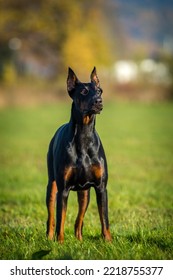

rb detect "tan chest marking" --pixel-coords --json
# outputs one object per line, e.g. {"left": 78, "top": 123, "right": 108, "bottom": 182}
{"left": 91, "top": 165, "right": 104, "bottom": 179}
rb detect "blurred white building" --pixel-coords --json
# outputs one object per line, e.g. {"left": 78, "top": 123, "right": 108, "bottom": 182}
{"left": 140, "top": 59, "right": 171, "bottom": 85}
{"left": 113, "top": 59, "right": 171, "bottom": 85}
{"left": 113, "top": 60, "right": 138, "bottom": 84}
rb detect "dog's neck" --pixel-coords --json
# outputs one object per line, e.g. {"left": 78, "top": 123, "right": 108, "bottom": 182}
{"left": 69, "top": 103, "right": 98, "bottom": 159}
{"left": 69, "top": 102, "right": 96, "bottom": 150}
{"left": 70, "top": 102, "right": 96, "bottom": 130}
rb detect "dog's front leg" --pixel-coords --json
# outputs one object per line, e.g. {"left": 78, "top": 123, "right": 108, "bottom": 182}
{"left": 46, "top": 180, "right": 57, "bottom": 240}
{"left": 95, "top": 187, "right": 112, "bottom": 241}
{"left": 75, "top": 189, "right": 90, "bottom": 241}
{"left": 56, "top": 188, "right": 69, "bottom": 243}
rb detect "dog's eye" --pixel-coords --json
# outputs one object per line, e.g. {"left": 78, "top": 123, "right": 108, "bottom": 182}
{"left": 97, "top": 88, "right": 103, "bottom": 95}
{"left": 81, "top": 88, "right": 88, "bottom": 95}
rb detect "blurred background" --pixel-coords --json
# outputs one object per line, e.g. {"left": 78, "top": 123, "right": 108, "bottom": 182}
{"left": 0, "top": 0, "right": 173, "bottom": 106}
{"left": 1, "top": 0, "right": 173, "bottom": 260}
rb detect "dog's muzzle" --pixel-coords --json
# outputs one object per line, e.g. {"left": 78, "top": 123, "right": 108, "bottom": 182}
{"left": 91, "top": 98, "right": 103, "bottom": 113}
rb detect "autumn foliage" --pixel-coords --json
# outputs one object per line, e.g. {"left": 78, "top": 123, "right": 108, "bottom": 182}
{"left": 0, "top": 0, "right": 113, "bottom": 78}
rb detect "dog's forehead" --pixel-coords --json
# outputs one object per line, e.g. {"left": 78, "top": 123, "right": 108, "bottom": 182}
{"left": 79, "top": 82, "right": 95, "bottom": 91}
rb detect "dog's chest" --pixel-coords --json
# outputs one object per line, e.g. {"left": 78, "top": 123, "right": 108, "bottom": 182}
{"left": 65, "top": 143, "right": 104, "bottom": 189}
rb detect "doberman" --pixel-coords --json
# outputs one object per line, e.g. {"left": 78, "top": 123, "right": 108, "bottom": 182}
{"left": 46, "top": 67, "right": 111, "bottom": 243}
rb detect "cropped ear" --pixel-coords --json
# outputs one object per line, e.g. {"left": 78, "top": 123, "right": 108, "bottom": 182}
{"left": 67, "top": 67, "right": 79, "bottom": 94}
{"left": 90, "top": 66, "right": 100, "bottom": 87}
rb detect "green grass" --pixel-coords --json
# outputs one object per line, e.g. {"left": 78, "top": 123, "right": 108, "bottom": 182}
{"left": 0, "top": 101, "right": 173, "bottom": 259}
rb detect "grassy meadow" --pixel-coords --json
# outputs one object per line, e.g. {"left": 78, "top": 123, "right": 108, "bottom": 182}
{"left": 0, "top": 100, "right": 173, "bottom": 260}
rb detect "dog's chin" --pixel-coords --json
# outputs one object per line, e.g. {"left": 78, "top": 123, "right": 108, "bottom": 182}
{"left": 94, "top": 108, "right": 103, "bottom": 114}
{"left": 84, "top": 109, "right": 102, "bottom": 116}
{"left": 93, "top": 105, "right": 103, "bottom": 114}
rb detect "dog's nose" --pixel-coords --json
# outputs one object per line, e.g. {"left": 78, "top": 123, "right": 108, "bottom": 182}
{"left": 94, "top": 98, "right": 102, "bottom": 106}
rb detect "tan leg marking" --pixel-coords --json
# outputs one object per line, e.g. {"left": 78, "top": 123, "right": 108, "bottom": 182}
{"left": 75, "top": 190, "right": 90, "bottom": 241}
{"left": 47, "top": 181, "right": 57, "bottom": 240}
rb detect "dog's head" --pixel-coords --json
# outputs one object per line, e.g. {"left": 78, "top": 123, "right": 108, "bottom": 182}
{"left": 67, "top": 67, "right": 103, "bottom": 116}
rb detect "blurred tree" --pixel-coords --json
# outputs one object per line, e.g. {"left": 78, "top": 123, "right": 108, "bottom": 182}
{"left": 0, "top": 0, "right": 113, "bottom": 79}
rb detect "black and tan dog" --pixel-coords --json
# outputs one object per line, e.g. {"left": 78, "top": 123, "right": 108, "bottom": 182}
{"left": 46, "top": 67, "right": 111, "bottom": 243}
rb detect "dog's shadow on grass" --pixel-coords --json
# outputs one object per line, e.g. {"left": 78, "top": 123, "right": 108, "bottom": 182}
{"left": 32, "top": 249, "right": 52, "bottom": 260}
{"left": 31, "top": 234, "right": 110, "bottom": 260}
{"left": 32, "top": 249, "right": 73, "bottom": 260}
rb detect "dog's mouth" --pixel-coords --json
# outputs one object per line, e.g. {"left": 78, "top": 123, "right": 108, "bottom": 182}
{"left": 92, "top": 102, "right": 103, "bottom": 113}
{"left": 83, "top": 107, "right": 102, "bottom": 116}
{"left": 86, "top": 102, "right": 103, "bottom": 115}
{"left": 81, "top": 99, "right": 103, "bottom": 116}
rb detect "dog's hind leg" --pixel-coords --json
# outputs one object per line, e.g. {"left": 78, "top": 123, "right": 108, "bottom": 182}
{"left": 46, "top": 180, "right": 57, "bottom": 240}
{"left": 75, "top": 189, "right": 90, "bottom": 241}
